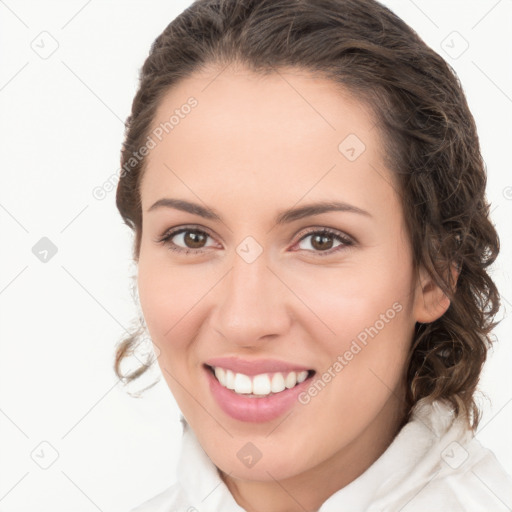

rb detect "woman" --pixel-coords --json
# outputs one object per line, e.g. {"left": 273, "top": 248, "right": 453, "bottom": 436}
{"left": 114, "top": 0, "right": 512, "bottom": 510}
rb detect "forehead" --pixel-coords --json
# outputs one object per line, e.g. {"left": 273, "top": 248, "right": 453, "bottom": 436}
{"left": 141, "top": 65, "right": 399, "bottom": 221}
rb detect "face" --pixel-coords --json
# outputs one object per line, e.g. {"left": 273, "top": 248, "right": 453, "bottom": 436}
{"left": 136, "top": 64, "right": 440, "bottom": 485}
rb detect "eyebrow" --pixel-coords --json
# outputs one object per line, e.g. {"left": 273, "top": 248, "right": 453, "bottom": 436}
{"left": 147, "top": 198, "right": 372, "bottom": 224}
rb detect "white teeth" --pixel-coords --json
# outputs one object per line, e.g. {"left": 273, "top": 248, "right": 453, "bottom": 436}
{"left": 253, "top": 374, "right": 272, "bottom": 395}
{"left": 211, "top": 366, "right": 310, "bottom": 396}
{"left": 234, "top": 373, "right": 252, "bottom": 394}
{"left": 214, "top": 366, "right": 225, "bottom": 384}
{"left": 271, "top": 372, "right": 286, "bottom": 393}
{"left": 226, "top": 369, "right": 235, "bottom": 390}
{"left": 297, "top": 370, "right": 308, "bottom": 383}
{"left": 285, "top": 371, "right": 297, "bottom": 389}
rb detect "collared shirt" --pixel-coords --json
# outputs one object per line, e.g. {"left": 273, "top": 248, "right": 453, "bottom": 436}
{"left": 130, "top": 399, "right": 512, "bottom": 511}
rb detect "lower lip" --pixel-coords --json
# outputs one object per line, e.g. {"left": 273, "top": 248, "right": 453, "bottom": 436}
{"left": 205, "top": 366, "right": 314, "bottom": 423}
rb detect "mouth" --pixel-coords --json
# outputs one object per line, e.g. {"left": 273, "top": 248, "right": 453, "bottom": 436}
{"left": 203, "top": 356, "right": 317, "bottom": 422}
{"left": 205, "top": 364, "right": 316, "bottom": 398}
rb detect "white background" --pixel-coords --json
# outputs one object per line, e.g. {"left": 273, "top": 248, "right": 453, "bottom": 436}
{"left": 0, "top": 1, "right": 511, "bottom": 511}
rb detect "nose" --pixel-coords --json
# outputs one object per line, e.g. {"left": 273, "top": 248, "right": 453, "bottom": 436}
{"left": 210, "top": 249, "right": 291, "bottom": 349}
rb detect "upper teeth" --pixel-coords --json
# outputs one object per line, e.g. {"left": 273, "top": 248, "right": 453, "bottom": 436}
{"left": 213, "top": 366, "right": 309, "bottom": 396}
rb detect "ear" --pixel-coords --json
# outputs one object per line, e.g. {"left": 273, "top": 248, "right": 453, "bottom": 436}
{"left": 413, "top": 263, "right": 459, "bottom": 324}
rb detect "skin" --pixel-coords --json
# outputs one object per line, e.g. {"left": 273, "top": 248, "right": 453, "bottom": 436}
{"left": 135, "top": 63, "right": 450, "bottom": 512}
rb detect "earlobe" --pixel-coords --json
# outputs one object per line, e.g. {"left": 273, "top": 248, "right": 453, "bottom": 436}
{"left": 413, "top": 264, "right": 458, "bottom": 324}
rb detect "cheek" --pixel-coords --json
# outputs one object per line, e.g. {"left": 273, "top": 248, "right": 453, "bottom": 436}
{"left": 137, "top": 259, "right": 209, "bottom": 412}
{"left": 284, "top": 257, "right": 415, "bottom": 392}
{"left": 136, "top": 257, "right": 209, "bottom": 354}
{"left": 285, "top": 255, "right": 413, "bottom": 339}
{"left": 290, "top": 266, "right": 414, "bottom": 426}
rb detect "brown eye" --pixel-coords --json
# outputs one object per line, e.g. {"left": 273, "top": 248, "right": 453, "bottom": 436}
{"left": 310, "top": 233, "right": 335, "bottom": 251}
{"left": 296, "top": 229, "right": 354, "bottom": 256}
{"left": 181, "top": 230, "right": 208, "bottom": 249}
{"left": 158, "top": 227, "right": 216, "bottom": 254}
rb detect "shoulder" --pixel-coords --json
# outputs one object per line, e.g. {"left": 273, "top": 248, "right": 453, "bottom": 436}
{"left": 397, "top": 441, "right": 512, "bottom": 511}
{"left": 366, "top": 400, "right": 512, "bottom": 511}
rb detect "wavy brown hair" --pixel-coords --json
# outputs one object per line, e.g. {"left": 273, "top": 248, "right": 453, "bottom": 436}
{"left": 114, "top": 0, "right": 500, "bottom": 429}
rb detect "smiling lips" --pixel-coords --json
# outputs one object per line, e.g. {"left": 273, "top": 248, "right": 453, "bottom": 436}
{"left": 204, "top": 357, "right": 315, "bottom": 422}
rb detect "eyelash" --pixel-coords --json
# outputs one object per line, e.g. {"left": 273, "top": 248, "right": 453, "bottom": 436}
{"left": 155, "top": 225, "right": 355, "bottom": 257}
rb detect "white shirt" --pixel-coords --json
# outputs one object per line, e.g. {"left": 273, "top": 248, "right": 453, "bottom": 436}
{"left": 130, "top": 399, "right": 512, "bottom": 511}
